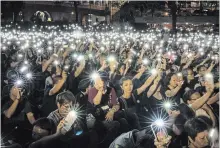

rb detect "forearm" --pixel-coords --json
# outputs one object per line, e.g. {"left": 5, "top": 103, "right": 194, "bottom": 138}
{"left": 27, "top": 112, "right": 36, "bottom": 124}
{"left": 206, "top": 65, "right": 214, "bottom": 73}
{"left": 207, "top": 93, "right": 219, "bottom": 105}
{"left": 111, "top": 104, "right": 120, "bottom": 112}
{"left": 123, "top": 68, "right": 129, "bottom": 76}
{"left": 4, "top": 100, "right": 19, "bottom": 118}
{"left": 147, "top": 82, "right": 159, "bottom": 97}
{"left": 93, "top": 91, "right": 103, "bottom": 105}
{"left": 49, "top": 79, "right": 66, "bottom": 96}
{"left": 165, "top": 86, "right": 181, "bottom": 97}
{"left": 191, "top": 91, "right": 213, "bottom": 110}
{"left": 193, "top": 59, "right": 208, "bottom": 71}
{"left": 202, "top": 105, "right": 216, "bottom": 127}
{"left": 74, "top": 64, "right": 85, "bottom": 77}
{"left": 137, "top": 75, "right": 157, "bottom": 95}
{"left": 182, "top": 60, "right": 193, "bottom": 69}
{"left": 139, "top": 49, "right": 145, "bottom": 61}
{"left": 42, "top": 59, "right": 53, "bottom": 72}
{"left": 133, "top": 71, "right": 144, "bottom": 80}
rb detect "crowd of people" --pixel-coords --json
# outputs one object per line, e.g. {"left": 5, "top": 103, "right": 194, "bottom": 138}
{"left": 1, "top": 24, "right": 219, "bottom": 148}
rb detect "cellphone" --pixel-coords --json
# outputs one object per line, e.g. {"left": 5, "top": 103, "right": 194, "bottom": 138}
{"left": 62, "top": 110, "right": 77, "bottom": 132}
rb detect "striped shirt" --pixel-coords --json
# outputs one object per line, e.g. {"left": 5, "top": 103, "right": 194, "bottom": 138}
{"left": 47, "top": 109, "right": 63, "bottom": 126}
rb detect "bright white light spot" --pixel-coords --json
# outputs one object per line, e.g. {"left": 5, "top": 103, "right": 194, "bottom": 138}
{"left": 144, "top": 43, "right": 149, "bottom": 49}
{"left": 142, "top": 59, "right": 149, "bottom": 65}
{"left": 205, "top": 73, "right": 213, "bottom": 79}
{"left": 151, "top": 69, "right": 157, "bottom": 75}
{"left": 155, "top": 119, "right": 164, "bottom": 127}
{"left": 177, "top": 73, "right": 182, "bottom": 77}
{"left": 26, "top": 73, "right": 32, "bottom": 79}
{"left": 88, "top": 53, "right": 93, "bottom": 58}
{"left": 53, "top": 60, "right": 59, "bottom": 65}
{"left": 64, "top": 65, "right": 69, "bottom": 69}
{"left": 91, "top": 72, "right": 99, "bottom": 80}
{"left": 15, "top": 79, "right": 23, "bottom": 86}
{"left": 18, "top": 54, "right": 23, "bottom": 58}
{"left": 20, "top": 66, "right": 28, "bottom": 73}
{"left": 108, "top": 55, "right": 115, "bottom": 62}
{"left": 164, "top": 101, "right": 172, "bottom": 109}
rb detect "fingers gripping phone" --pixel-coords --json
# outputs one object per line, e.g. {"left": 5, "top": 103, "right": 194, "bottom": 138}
{"left": 62, "top": 110, "right": 77, "bottom": 133}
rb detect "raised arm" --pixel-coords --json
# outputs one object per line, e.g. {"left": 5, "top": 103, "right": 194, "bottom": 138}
{"left": 74, "top": 59, "right": 86, "bottom": 77}
{"left": 132, "top": 65, "right": 146, "bottom": 80}
{"left": 207, "top": 92, "right": 219, "bottom": 105}
{"left": 193, "top": 57, "right": 209, "bottom": 72}
{"left": 137, "top": 73, "right": 157, "bottom": 95}
{"left": 147, "top": 75, "right": 161, "bottom": 98}
{"left": 190, "top": 84, "right": 214, "bottom": 110}
{"left": 49, "top": 71, "right": 67, "bottom": 96}
{"left": 42, "top": 54, "right": 58, "bottom": 72}
{"left": 93, "top": 90, "right": 103, "bottom": 105}
{"left": 205, "top": 61, "right": 215, "bottom": 74}
{"left": 4, "top": 87, "right": 21, "bottom": 119}
{"left": 165, "top": 82, "right": 183, "bottom": 97}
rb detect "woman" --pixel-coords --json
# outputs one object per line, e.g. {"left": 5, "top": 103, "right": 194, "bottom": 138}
{"left": 115, "top": 74, "right": 157, "bottom": 130}
{"left": 164, "top": 73, "right": 183, "bottom": 104}
{"left": 182, "top": 68, "right": 198, "bottom": 90}
{"left": 182, "top": 86, "right": 216, "bottom": 127}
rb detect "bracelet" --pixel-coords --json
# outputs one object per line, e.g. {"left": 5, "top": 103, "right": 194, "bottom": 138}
{"left": 110, "top": 108, "right": 117, "bottom": 113}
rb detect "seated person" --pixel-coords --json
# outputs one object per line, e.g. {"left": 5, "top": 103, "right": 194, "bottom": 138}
{"left": 185, "top": 116, "right": 215, "bottom": 148}
{"left": 2, "top": 86, "right": 36, "bottom": 145}
{"left": 47, "top": 90, "right": 76, "bottom": 126}
{"left": 183, "top": 85, "right": 216, "bottom": 127}
{"left": 109, "top": 128, "right": 171, "bottom": 148}
{"left": 88, "top": 71, "right": 121, "bottom": 147}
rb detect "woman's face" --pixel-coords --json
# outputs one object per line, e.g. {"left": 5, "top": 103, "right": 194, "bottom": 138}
{"left": 199, "top": 66, "right": 207, "bottom": 75}
{"left": 170, "top": 75, "right": 178, "bottom": 87}
{"left": 187, "top": 69, "right": 194, "bottom": 80}
{"left": 122, "top": 79, "right": 133, "bottom": 93}
{"left": 119, "top": 65, "right": 125, "bottom": 75}
{"left": 188, "top": 92, "right": 201, "bottom": 104}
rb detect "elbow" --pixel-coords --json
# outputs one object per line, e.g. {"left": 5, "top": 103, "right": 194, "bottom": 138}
{"left": 4, "top": 112, "right": 12, "bottom": 119}
{"left": 93, "top": 101, "right": 100, "bottom": 105}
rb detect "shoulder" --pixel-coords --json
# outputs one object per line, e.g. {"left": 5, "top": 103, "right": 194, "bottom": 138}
{"left": 47, "top": 110, "right": 58, "bottom": 118}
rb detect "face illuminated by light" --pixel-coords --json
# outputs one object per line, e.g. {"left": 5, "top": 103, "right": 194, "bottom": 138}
{"left": 57, "top": 101, "right": 72, "bottom": 118}
{"left": 121, "top": 79, "right": 133, "bottom": 93}
{"left": 170, "top": 74, "right": 178, "bottom": 87}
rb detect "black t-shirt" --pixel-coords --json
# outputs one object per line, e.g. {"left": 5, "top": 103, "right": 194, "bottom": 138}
{"left": 2, "top": 98, "right": 32, "bottom": 123}
{"left": 65, "top": 71, "right": 81, "bottom": 96}
{"left": 118, "top": 89, "right": 139, "bottom": 111}
{"left": 41, "top": 87, "right": 58, "bottom": 117}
